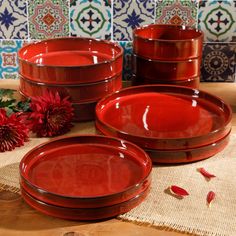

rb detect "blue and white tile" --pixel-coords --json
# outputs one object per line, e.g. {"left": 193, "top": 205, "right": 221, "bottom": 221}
{"left": 0, "top": 0, "right": 28, "bottom": 39}
{"left": 0, "top": 40, "right": 24, "bottom": 79}
{"left": 198, "top": 0, "right": 236, "bottom": 42}
{"left": 113, "top": 0, "right": 155, "bottom": 41}
{"left": 119, "top": 41, "right": 133, "bottom": 80}
{"left": 201, "top": 43, "right": 236, "bottom": 82}
{"left": 70, "top": 0, "right": 111, "bottom": 39}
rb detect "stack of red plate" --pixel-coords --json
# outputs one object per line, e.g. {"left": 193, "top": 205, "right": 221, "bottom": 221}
{"left": 19, "top": 135, "right": 152, "bottom": 220}
{"left": 18, "top": 38, "right": 123, "bottom": 121}
{"left": 95, "top": 85, "right": 232, "bottom": 164}
{"left": 132, "top": 24, "right": 203, "bottom": 88}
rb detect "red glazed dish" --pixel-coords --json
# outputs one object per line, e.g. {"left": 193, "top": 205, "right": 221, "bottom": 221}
{"left": 19, "top": 135, "right": 152, "bottom": 208}
{"left": 132, "top": 54, "right": 201, "bottom": 81}
{"left": 18, "top": 37, "right": 123, "bottom": 84}
{"left": 95, "top": 85, "right": 232, "bottom": 151}
{"left": 132, "top": 74, "right": 200, "bottom": 88}
{"left": 133, "top": 24, "right": 203, "bottom": 61}
{"left": 19, "top": 73, "right": 122, "bottom": 103}
{"left": 21, "top": 185, "right": 149, "bottom": 221}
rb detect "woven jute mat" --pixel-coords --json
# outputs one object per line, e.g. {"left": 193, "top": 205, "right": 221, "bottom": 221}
{"left": 0, "top": 128, "right": 235, "bottom": 236}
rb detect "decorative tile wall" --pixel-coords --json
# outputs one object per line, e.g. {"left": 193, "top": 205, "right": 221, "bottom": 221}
{"left": 0, "top": 0, "right": 235, "bottom": 82}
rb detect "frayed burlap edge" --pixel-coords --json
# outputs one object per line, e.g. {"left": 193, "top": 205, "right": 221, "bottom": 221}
{"left": 117, "top": 216, "right": 226, "bottom": 236}
{"left": 0, "top": 183, "right": 20, "bottom": 194}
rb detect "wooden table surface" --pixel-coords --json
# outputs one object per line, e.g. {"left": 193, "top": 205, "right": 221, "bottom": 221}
{"left": 1, "top": 80, "right": 236, "bottom": 236}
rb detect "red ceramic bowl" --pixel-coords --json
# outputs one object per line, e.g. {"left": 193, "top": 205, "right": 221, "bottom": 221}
{"left": 19, "top": 73, "right": 122, "bottom": 103}
{"left": 18, "top": 37, "right": 123, "bottom": 84}
{"left": 21, "top": 185, "right": 149, "bottom": 221}
{"left": 95, "top": 85, "right": 232, "bottom": 151}
{"left": 132, "top": 54, "right": 201, "bottom": 81}
{"left": 19, "top": 135, "right": 152, "bottom": 208}
{"left": 132, "top": 74, "right": 200, "bottom": 88}
{"left": 133, "top": 24, "right": 203, "bottom": 61}
{"left": 146, "top": 131, "right": 230, "bottom": 164}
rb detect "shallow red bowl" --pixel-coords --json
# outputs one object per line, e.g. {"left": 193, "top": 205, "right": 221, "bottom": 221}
{"left": 95, "top": 85, "right": 232, "bottom": 151}
{"left": 133, "top": 54, "right": 201, "bottom": 81}
{"left": 18, "top": 37, "right": 123, "bottom": 84}
{"left": 146, "top": 131, "right": 230, "bottom": 164}
{"left": 19, "top": 73, "right": 122, "bottom": 103}
{"left": 133, "top": 24, "right": 203, "bottom": 61}
{"left": 132, "top": 74, "right": 199, "bottom": 88}
{"left": 19, "top": 135, "right": 152, "bottom": 208}
{"left": 21, "top": 185, "right": 149, "bottom": 221}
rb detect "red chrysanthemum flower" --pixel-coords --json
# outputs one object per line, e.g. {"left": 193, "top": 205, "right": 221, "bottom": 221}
{"left": 0, "top": 109, "right": 29, "bottom": 152}
{"left": 29, "top": 91, "right": 74, "bottom": 137}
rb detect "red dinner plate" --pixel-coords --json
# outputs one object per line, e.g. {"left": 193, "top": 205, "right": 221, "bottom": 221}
{"left": 21, "top": 185, "right": 149, "bottom": 221}
{"left": 132, "top": 54, "right": 201, "bottom": 81}
{"left": 19, "top": 73, "right": 122, "bottom": 103}
{"left": 133, "top": 24, "right": 203, "bottom": 61}
{"left": 132, "top": 74, "right": 200, "bottom": 88}
{"left": 18, "top": 37, "right": 123, "bottom": 84}
{"left": 19, "top": 135, "right": 152, "bottom": 208}
{"left": 146, "top": 130, "right": 230, "bottom": 163}
{"left": 95, "top": 85, "right": 232, "bottom": 151}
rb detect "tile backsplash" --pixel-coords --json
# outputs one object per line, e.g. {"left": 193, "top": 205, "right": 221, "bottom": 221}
{"left": 0, "top": 0, "right": 235, "bottom": 82}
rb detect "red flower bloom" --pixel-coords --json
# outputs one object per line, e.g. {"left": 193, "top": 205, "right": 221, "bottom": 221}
{"left": 29, "top": 91, "right": 74, "bottom": 137}
{"left": 0, "top": 109, "right": 29, "bottom": 152}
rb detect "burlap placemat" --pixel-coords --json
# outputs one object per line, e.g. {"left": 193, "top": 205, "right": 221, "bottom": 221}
{"left": 0, "top": 127, "right": 235, "bottom": 236}
{"left": 119, "top": 135, "right": 236, "bottom": 236}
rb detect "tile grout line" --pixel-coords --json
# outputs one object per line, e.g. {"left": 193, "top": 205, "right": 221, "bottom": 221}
{"left": 154, "top": 0, "right": 157, "bottom": 23}
{"left": 111, "top": 0, "right": 114, "bottom": 41}
{"left": 68, "top": 0, "right": 71, "bottom": 36}
{"left": 26, "top": 0, "right": 30, "bottom": 42}
{"left": 195, "top": 0, "right": 199, "bottom": 29}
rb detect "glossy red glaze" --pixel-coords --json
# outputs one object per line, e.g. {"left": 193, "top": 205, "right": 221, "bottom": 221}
{"left": 133, "top": 24, "right": 203, "bottom": 61}
{"left": 19, "top": 73, "right": 122, "bottom": 103}
{"left": 95, "top": 85, "right": 232, "bottom": 150}
{"left": 132, "top": 54, "right": 201, "bottom": 81}
{"left": 147, "top": 131, "right": 230, "bottom": 163}
{"left": 132, "top": 74, "right": 200, "bottom": 88}
{"left": 18, "top": 37, "right": 123, "bottom": 84}
{"left": 21, "top": 186, "right": 149, "bottom": 220}
{"left": 19, "top": 135, "right": 152, "bottom": 208}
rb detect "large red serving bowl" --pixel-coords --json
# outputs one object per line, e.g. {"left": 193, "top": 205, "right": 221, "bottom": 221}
{"left": 133, "top": 24, "right": 203, "bottom": 61}
{"left": 19, "top": 73, "right": 122, "bottom": 103}
{"left": 132, "top": 54, "right": 201, "bottom": 80}
{"left": 18, "top": 37, "right": 123, "bottom": 84}
{"left": 95, "top": 85, "right": 232, "bottom": 150}
{"left": 132, "top": 74, "right": 200, "bottom": 88}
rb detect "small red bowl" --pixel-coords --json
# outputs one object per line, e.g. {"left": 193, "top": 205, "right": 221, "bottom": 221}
{"left": 19, "top": 135, "right": 152, "bottom": 208}
{"left": 18, "top": 37, "right": 123, "bottom": 84}
{"left": 146, "top": 131, "right": 230, "bottom": 163}
{"left": 133, "top": 24, "right": 203, "bottom": 61}
{"left": 132, "top": 54, "right": 201, "bottom": 81}
{"left": 19, "top": 73, "right": 122, "bottom": 103}
{"left": 132, "top": 74, "right": 200, "bottom": 88}
{"left": 95, "top": 85, "right": 232, "bottom": 151}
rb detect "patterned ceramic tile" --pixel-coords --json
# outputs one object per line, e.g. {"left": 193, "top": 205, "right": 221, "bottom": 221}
{"left": 28, "top": 0, "right": 69, "bottom": 39}
{"left": 113, "top": 0, "right": 155, "bottom": 41}
{"left": 70, "top": 0, "right": 111, "bottom": 39}
{"left": 198, "top": 0, "right": 236, "bottom": 42}
{"left": 119, "top": 41, "right": 133, "bottom": 80}
{"left": 0, "top": 0, "right": 28, "bottom": 39}
{"left": 201, "top": 43, "right": 236, "bottom": 82}
{"left": 155, "top": 0, "right": 198, "bottom": 27}
{"left": 0, "top": 40, "right": 25, "bottom": 79}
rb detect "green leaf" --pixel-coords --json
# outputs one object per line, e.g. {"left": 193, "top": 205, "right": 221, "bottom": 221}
{"left": 0, "top": 89, "right": 15, "bottom": 99}
{"left": 0, "top": 98, "right": 16, "bottom": 108}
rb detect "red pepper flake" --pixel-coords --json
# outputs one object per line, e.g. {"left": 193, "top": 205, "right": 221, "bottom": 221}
{"left": 169, "top": 185, "right": 189, "bottom": 198}
{"left": 198, "top": 167, "right": 216, "bottom": 180}
{"left": 207, "top": 191, "right": 216, "bottom": 207}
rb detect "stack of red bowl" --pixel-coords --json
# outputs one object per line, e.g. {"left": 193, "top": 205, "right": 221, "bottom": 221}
{"left": 132, "top": 24, "right": 203, "bottom": 88}
{"left": 19, "top": 135, "right": 152, "bottom": 220}
{"left": 18, "top": 37, "right": 123, "bottom": 121}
